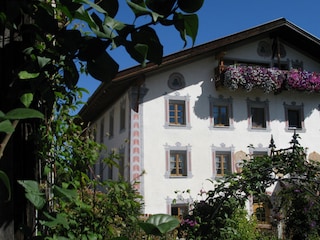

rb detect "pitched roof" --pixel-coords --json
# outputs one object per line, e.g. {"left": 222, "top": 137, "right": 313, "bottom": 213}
{"left": 79, "top": 18, "right": 320, "bottom": 123}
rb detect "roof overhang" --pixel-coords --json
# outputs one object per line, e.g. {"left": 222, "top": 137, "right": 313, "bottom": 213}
{"left": 79, "top": 18, "right": 320, "bottom": 123}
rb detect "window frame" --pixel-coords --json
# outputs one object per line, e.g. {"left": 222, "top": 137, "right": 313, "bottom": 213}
{"left": 209, "top": 95, "right": 233, "bottom": 129}
{"left": 164, "top": 94, "right": 191, "bottom": 129}
{"left": 247, "top": 98, "right": 270, "bottom": 131}
{"left": 212, "top": 145, "right": 234, "bottom": 178}
{"left": 171, "top": 204, "right": 189, "bottom": 217}
{"left": 165, "top": 143, "right": 192, "bottom": 178}
{"left": 283, "top": 102, "right": 305, "bottom": 132}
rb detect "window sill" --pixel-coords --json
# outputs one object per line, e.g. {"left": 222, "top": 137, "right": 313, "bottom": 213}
{"left": 164, "top": 124, "right": 191, "bottom": 129}
{"left": 257, "top": 223, "right": 272, "bottom": 229}
{"left": 285, "top": 127, "right": 306, "bottom": 133}
{"left": 210, "top": 125, "right": 234, "bottom": 130}
{"left": 247, "top": 127, "right": 271, "bottom": 132}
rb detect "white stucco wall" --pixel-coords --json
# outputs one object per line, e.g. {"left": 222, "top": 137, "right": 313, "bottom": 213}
{"left": 139, "top": 39, "right": 320, "bottom": 214}
{"left": 91, "top": 38, "right": 320, "bottom": 215}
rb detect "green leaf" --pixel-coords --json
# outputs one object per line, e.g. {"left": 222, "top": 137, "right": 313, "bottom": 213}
{"left": 74, "top": 6, "right": 97, "bottom": 29}
{"left": 53, "top": 185, "right": 78, "bottom": 201}
{"left": 139, "top": 214, "right": 180, "bottom": 236}
{"left": 87, "top": 52, "right": 119, "bottom": 82}
{"left": 5, "top": 108, "right": 44, "bottom": 120}
{"left": 78, "top": 37, "right": 108, "bottom": 61}
{"left": 0, "top": 170, "right": 11, "bottom": 201}
{"left": 174, "top": 12, "right": 198, "bottom": 47}
{"left": 37, "top": 56, "right": 51, "bottom": 68}
{"left": 20, "top": 93, "right": 34, "bottom": 108}
{"left": 18, "top": 71, "right": 40, "bottom": 80}
{"left": 0, "top": 120, "right": 15, "bottom": 133}
{"left": 18, "top": 180, "right": 46, "bottom": 210}
{"left": 104, "top": 15, "right": 126, "bottom": 32}
{"left": 94, "top": 0, "right": 119, "bottom": 18}
{"left": 64, "top": 59, "right": 79, "bottom": 89}
{"left": 127, "top": 0, "right": 162, "bottom": 22}
{"left": 43, "top": 212, "right": 69, "bottom": 229}
{"left": 0, "top": 111, "right": 4, "bottom": 119}
{"left": 131, "top": 26, "right": 163, "bottom": 65}
{"left": 125, "top": 42, "right": 148, "bottom": 66}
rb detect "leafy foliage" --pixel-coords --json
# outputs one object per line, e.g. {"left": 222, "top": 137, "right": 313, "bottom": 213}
{"left": 139, "top": 214, "right": 180, "bottom": 236}
{"left": 177, "top": 133, "right": 320, "bottom": 239}
{"left": 1, "top": 0, "right": 203, "bottom": 238}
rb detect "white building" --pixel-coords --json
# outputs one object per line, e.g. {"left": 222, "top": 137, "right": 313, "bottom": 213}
{"left": 79, "top": 18, "right": 320, "bottom": 224}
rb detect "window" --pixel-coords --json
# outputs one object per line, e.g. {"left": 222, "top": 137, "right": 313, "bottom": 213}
{"left": 120, "top": 100, "right": 126, "bottom": 131}
{"left": 169, "top": 100, "right": 185, "bottom": 125}
{"left": 170, "top": 151, "right": 187, "bottom": 176}
{"left": 165, "top": 94, "right": 191, "bottom": 128}
{"left": 247, "top": 98, "right": 269, "bottom": 130}
{"left": 212, "top": 145, "right": 234, "bottom": 178}
{"left": 210, "top": 95, "right": 233, "bottom": 129}
{"left": 171, "top": 204, "right": 188, "bottom": 217}
{"left": 251, "top": 107, "right": 266, "bottom": 128}
{"left": 215, "top": 152, "right": 232, "bottom": 176}
{"left": 288, "top": 109, "right": 301, "bottom": 128}
{"left": 109, "top": 109, "right": 114, "bottom": 138}
{"left": 253, "top": 198, "right": 271, "bottom": 225}
{"left": 165, "top": 143, "right": 192, "bottom": 178}
{"left": 213, "top": 106, "right": 229, "bottom": 126}
{"left": 284, "top": 102, "right": 304, "bottom": 131}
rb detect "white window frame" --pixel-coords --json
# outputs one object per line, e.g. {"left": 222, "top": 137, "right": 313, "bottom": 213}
{"left": 165, "top": 143, "right": 192, "bottom": 178}
{"left": 164, "top": 94, "right": 191, "bottom": 129}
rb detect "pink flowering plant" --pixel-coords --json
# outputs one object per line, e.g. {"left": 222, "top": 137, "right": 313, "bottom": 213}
{"left": 287, "top": 69, "right": 320, "bottom": 92}
{"left": 222, "top": 65, "right": 320, "bottom": 93}
{"left": 224, "top": 65, "right": 284, "bottom": 93}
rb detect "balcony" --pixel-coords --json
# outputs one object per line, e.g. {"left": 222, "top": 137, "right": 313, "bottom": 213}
{"left": 215, "top": 65, "right": 320, "bottom": 93}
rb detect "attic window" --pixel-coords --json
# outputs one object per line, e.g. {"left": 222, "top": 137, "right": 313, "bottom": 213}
{"left": 168, "top": 73, "right": 185, "bottom": 90}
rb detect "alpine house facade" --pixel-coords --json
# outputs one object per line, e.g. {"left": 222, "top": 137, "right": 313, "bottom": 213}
{"left": 79, "top": 18, "right": 320, "bottom": 226}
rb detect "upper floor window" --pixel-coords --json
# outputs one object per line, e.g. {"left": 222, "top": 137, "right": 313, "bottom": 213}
{"left": 165, "top": 94, "right": 191, "bottom": 129}
{"left": 165, "top": 143, "right": 192, "bottom": 178}
{"left": 169, "top": 100, "right": 185, "bottom": 125}
{"left": 247, "top": 98, "right": 270, "bottom": 130}
{"left": 210, "top": 95, "right": 233, "bottom": 129}
{"left": 120, "top": 100, "right": 126, "bottom": 131}
{"left": 284, "top": 102, "right": 305, "bottom": 131}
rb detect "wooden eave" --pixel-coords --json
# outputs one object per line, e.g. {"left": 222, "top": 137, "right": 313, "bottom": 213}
{"left": 79, "top": 18, "right": 320, "bottom": 123}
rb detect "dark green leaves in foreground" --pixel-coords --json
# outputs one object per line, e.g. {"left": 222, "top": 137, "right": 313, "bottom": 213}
{"left": 139, "top": 214, "right": 180, "bottom": 236}
{"left": 18, "top": 180, "right": 46, "bottom": 210}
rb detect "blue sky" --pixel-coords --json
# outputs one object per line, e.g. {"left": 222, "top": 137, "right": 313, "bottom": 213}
{"left": 77, "top": 0, "right": 320, "bottom": 103}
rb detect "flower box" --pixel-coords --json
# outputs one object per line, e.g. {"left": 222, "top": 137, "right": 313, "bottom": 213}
{"left": 218, "top": 65, "right": 320, "bottom": 93}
